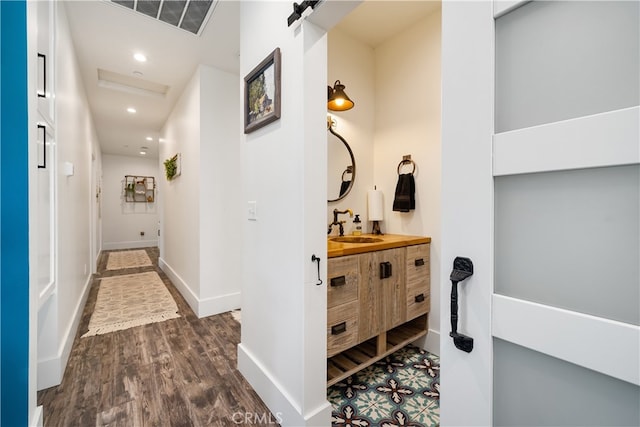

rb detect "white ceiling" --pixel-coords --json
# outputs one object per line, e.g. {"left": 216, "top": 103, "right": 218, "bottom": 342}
{"left": 64, "top": 0, "right": 439, "bottom": 160}
{"left": 335, "top": 0, "right": 441, "bottom": 48}
{"left": 64, "top": 0, "right": 239, "bottom": 159}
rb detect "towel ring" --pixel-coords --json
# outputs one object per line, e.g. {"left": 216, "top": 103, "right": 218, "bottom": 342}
{"left": 397, "top": 159, "right": 416, "bottom": 175}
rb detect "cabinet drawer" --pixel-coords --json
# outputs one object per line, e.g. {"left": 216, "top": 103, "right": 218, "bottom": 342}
{"left": 406, "top": 244, "right": 430, "bottom": 285}
{"left": 406, "top": 286, "right": 430, "bottom": 320}
{"left": 327, "top": 255, "right": 359, "bottom": 308}
{"left": 327, "top": 301, "right": 359, "bottom": 357}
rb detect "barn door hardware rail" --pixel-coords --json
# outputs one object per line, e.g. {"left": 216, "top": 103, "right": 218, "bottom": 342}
{"left": 287, "top": 1, "right": 320, "bottom": 26}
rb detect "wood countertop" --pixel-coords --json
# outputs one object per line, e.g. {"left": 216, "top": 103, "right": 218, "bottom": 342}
{"left": 327, "top": 234, "right": 431, "bottom": 258}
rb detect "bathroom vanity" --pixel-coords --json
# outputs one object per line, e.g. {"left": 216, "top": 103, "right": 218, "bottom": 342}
{"left": 327, "top": 234, "right": 431, "bottom": 386}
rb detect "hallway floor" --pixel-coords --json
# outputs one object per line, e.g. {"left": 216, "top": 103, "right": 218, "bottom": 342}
{"left": 37, "top": 247, "right": 275, "bottom": 426}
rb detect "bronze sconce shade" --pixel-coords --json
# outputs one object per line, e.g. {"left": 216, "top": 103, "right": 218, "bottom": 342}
{"left": 327, "top": 80, "right": 354, "bottom": 111}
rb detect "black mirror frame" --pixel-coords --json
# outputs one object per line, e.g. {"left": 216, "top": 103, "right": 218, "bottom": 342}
{"left": 328, "top": 125, "right": 356, "bottom": 203}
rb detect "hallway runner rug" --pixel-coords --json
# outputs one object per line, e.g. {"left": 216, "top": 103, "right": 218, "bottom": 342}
{"left": 82, "top": 271, "right": 180, "bottom": 337}
{"left": 328, "top": 345, "right": 439, "bottom": 427}
{"left": 231, "top": 309, "right": 242, "bottom": 323}
{"left": 106, "top": 250, "right": 153, "bottom": 270}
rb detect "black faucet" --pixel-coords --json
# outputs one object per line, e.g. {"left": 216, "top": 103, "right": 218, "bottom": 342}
{"left": 328, "top": 208, "right": 353, "bottom": 236}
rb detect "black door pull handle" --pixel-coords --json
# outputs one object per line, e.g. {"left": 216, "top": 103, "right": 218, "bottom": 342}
{"left": 311, "top": 255, "right": 322, "bottom": 286}
{"left": 415, "top": 293, "right": 425, "bottom": 303}
{"left": 414, "top": 258, "right": 425, "bottom": 267}
{"left": 450, "top": 257, "right": 474, "bottom": 353}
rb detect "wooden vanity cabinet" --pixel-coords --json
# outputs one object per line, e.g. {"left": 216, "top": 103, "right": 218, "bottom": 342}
{"left": 327, "top": 242, "right": 430, "bottom": 386}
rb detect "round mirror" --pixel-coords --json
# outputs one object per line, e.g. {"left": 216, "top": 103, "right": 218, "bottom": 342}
{"left": 327, "top": 124, "right": 356, "bottom": 202}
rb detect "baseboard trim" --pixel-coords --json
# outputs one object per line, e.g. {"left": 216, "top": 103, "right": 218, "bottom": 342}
{"left": 303, "top": 401, "right": 332, "bottom": 426}
{"left": 30, "top": 405, "right": 43, "bottom": 427}
{"left": 413, "top": 329, "right": 440, "bottom": 356}
{"left": 37, "top": 356, "right": 61, "bottom": 391}
{"left": 238, "top": 343, "right": 304, "bottom": 427}
{"left": 94, "top": 249, "right": 102, "bottom": 274}
{"left": 103, "top": 240, "right": 158, "bottom": 250}
{"left": 37, "top": 273, "right": 92, "bottom": 390}
{"left": 199, "top": 292, "right": 241, "bottom": 318}
{"left": 159, "top": 257, "right": 240, "bottom": 318}
{"left": 159, "top": 257, "right": 199, "bottom": 315}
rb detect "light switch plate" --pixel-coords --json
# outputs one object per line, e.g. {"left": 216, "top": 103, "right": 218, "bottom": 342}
{"left": 248, "top": 201, "right": 257, "bottom": 221}
{"left": 63, "top": 162, "right": 74, "bottom": 176}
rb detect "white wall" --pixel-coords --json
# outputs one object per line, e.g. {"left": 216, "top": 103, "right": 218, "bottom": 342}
{"left": 159, "top": 64, "right": 241, "bottom": 318}
{"left": 327, "top": 8, "right": 442, "bottom": 354}
{"left": 101, "top": 154, "right": 158, "bottom": 250}
{"left": 159, "top": 68, "right": 202, "bottom": 301}
{"left": 327, "top": 29, "right": 375, "bottom": 235}
{"left": 198, "top": 65, "right": 242, "bottom": 312}
{"left": 238, "top": 2, "right": 330, "bottom": 425}
{"left": 374, "top": 9, "right": 442, "bottom": 354}
{"left": 37, "top": 2, "right": 99, "bottom": 390}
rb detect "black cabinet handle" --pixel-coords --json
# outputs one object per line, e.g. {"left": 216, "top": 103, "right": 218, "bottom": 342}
{"left": 331, "top": 322, "right": 346, "bottom": 335}
{"left": 414, "top": 258, "right": 425, "bottom": 267}
{"left": 37, "top": 124, "right": 46, "bottom": 169}
{"left": 330, "top": 275, "right": 346, "bottom": 287}
{"left": 37, "top": 53, "right": 46, "bottom": 98}
{"left": 379, "top": 262, "right": 392, "bottom": 279}
{"left": 415, "top": 293, "right": 425, "bottom": 303}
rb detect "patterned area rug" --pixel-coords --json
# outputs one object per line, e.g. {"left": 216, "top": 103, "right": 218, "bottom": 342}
{"left": 328, "top": 346, "right": 440, "bottom": 427}
{"left": 82, "top": 271, "right": 180, "bottom": 337}
{"left": 106, "top": 250, "right": 153, "bottom": 270}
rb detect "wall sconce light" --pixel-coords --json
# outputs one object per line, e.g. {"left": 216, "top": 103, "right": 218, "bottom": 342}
{"left": 327, "top": 80, "right": 354, "bottom": 111}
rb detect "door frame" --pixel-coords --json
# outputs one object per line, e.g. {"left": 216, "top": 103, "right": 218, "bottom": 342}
{"left": 440, "top": 1, "right": 495, "bottom": 424}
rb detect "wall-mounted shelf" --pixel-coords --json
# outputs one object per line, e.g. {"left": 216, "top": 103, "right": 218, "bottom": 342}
{"left": 124, "top": 175, "right": 155, "bottom": 203}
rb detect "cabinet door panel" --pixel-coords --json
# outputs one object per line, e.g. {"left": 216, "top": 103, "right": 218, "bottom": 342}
{"left": 358, "top": 252, "right": 382, "bottom": 341}
{"left": 380, "top": 248, "right": 406, "bottom": 330}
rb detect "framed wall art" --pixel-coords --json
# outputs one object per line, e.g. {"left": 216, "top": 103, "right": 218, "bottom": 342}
{"left": 244, "top": 47, "right": 281, "bottom": 134}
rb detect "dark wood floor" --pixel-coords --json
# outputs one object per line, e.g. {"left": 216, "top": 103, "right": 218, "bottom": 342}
{"left": 38, "top": 247, "right": 277, "bottom": 426}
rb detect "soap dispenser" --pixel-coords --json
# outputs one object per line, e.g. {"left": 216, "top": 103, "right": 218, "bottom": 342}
{"left": 353, "top": 214, "right": 362, "bottom": 236}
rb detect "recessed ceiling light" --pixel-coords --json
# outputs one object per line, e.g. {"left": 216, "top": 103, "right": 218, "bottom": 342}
{"left": 127, "top": 107, "right": 137, "bottom": 113}
{"left": 140, "top": 151, "right": 147, "bottom": 155}
{"left": 146, "top": 136, "right": 153, "bottom": 141}
{"left": 133, "top": 53, "right": 147, "bottom": 62}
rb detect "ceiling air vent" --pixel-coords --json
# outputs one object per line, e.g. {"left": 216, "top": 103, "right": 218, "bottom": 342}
{"left": 110, "top": 0, "right": 217, "bottom": 35}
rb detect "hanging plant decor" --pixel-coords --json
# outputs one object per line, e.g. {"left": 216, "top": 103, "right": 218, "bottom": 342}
{"left": 164, "top": 153, "right": 181, "bottom": 180}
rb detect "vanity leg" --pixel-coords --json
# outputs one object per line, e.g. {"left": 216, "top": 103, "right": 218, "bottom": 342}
{"left": 377, "top": 332, "right": 386, "bottom": 356}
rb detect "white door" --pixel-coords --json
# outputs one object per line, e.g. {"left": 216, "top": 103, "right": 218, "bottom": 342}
{"left": 35, "top": 122, "right": 56, "bottom": 307}
{"left": 34, "top": 0, "right": 56, "bottom": 310}
{"left": 441, "top": 1, "right": 639, "bottom": 425}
